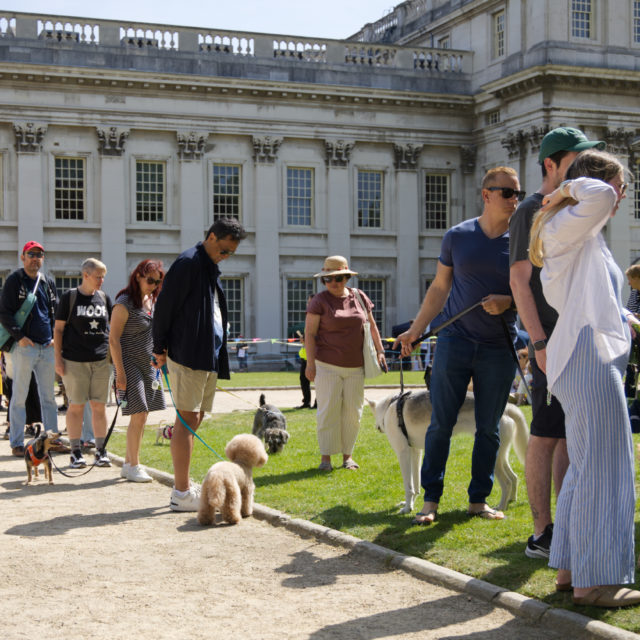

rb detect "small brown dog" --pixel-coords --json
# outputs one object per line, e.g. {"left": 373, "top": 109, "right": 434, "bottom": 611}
{"left": 24, "top": 429, "right": 58, "bottom": 485}
{"left": 197, "top": 434, "right": 268, "bottom": 526}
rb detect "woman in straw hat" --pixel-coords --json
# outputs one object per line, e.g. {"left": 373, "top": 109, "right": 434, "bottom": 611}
{"left": 304, "top": 256, "right": 387, "bottom": 471}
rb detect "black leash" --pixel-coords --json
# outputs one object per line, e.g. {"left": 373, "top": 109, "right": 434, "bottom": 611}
{"left": 499, "top": 315, "right": 532, "bottom": 404}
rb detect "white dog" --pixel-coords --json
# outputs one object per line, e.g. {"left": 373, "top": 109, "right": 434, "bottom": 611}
{"left": 368, "top": 391, "right": 529, "bottom": 514}
{"left": 197, "top": 433, "right": 268, "bottom": 526}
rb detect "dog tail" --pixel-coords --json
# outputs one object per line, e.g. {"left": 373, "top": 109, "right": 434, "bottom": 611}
{"left": 504, "top": 403, "right": 529, "bottom": 464}
{"left": 259, "top": 393, "right": 266, "bottom": 407}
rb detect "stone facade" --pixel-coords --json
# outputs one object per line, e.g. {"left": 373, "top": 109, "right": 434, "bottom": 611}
{"left": 0, "top": 2, "right": 638, "bottom": 353}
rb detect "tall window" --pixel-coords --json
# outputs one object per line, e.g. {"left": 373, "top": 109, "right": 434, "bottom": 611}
{"left": 55, "top": 275, "right": 81, "bottom": 295}
{"left": 425, "top": 174, "right": 449, "bottom": 230}
{"left": 222, "top": 278, "right": 244, "bottom": 338}
{"left": 438, "top": 36, "right": 450, "bottom": 49}
{"left": 213, "top": 164, "right": 241, "bottom": 221}
{"left": 359, "top": 279, "right": 385, "bottom": 337}
{"left": 634, "top": 1, "right": 640, "bottom": 44}
{"left": 55, "top": 157, "right": 85, "bottom": 220}
{"left": 287, "top": 278, "right": 314, "bottom": 336}
{"left": 571, "top": 0, "right": 592, "bottom": 39}
{"left": 136, "top": 161, "right": 165, "bottom": 222}
{"left": 634, "top": 165, "right": 640, "bottom": 220}
{"left": 492, "top": 10, "right": 505, "bottom": 58}
{"left": 287, "top": 168, "right": 313, "bottom": 226}
{"left": 357, "top": 170, "right": 383, "bottom": 228}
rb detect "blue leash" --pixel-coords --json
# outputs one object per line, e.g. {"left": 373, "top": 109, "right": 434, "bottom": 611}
{"left": 157, "top": 363, "right": 225, "bottom": 461}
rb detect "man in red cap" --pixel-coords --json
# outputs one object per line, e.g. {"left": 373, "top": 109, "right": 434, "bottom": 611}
{"left": 0, "top": 241, "right": 60, "bottom": 456}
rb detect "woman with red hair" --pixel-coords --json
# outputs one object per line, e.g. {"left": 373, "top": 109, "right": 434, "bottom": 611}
{"left": 109, "top": 259, "right": 166, "bottom": 482}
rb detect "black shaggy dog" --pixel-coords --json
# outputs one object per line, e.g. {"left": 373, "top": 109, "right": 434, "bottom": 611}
{"left": 252, "top": 394, "right": 289, "bottom": 454}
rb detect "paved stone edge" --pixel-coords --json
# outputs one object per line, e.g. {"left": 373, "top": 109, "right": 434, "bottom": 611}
{"left": 108, "top": 453, "right": 639, "bottom": 640}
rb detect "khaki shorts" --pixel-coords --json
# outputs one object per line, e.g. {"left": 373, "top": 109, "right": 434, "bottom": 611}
{"left": 167, "top": 356, "right": 217, "bottom": 413}
{"left": 62, "top": 358, "right": 111, "bottom": 404}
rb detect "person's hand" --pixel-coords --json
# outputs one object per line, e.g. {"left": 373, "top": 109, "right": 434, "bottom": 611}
{"left": 115, "top": 369, "right": 127, "bottom": 391}
{"left": 305, "top": 362, "right": 316, "bottom": 382}
{"left": 540, "top": 182, "right": 571, "bottom": 211}
{"left": 18, "top": 336, "right": 34, "bottom": 348}
{"left": 534, "top": 349, "right": 547, "bottom": 374}
{"left": 152, "top": 351, "right": 167, "bottom": 369}
{"left": 55, "top": 358, "right": 65, "bottom": 378}
{"left": 377, "top": 351, "right": 388, "bottom": 373}
{"left": 626, "top": 314, "right": 640, "bottom": 340}
{"left": 481, "top": 294, "right": 512, "bottom": 315}
{"left": 393, "top": 330, "right": 420, "bottom": 358}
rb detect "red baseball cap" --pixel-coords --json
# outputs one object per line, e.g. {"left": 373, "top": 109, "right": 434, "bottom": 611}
{"left": 22, "top": 241, "right": 44, "bottom": 255}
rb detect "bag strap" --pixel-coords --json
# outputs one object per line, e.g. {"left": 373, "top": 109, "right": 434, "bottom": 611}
{"left": 30, "top": 273, "right": 42, "bottom": 296}
{"left": 351, "top": 288, "right": 369, "bottom": 323}
{"left": 66, "top": 288, "right": 78, "bottom": 324}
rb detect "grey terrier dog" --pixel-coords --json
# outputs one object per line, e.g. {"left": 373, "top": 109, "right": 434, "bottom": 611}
{"left": 252, "top": 393, "right": 289, "bottom": 454}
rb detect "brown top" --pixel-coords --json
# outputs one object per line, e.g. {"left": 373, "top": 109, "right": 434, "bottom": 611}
{"left": 307, "top": 288, "right": 373, "bottom": 368}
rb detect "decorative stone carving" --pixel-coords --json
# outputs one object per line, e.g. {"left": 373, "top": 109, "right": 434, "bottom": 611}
{"left": 14, "top": 122, "right": 47, "bottom": 153}
{"left": 603, "top": 127, "right": 637, "bottom": 156}
{"left": 393, "top": 143, "right": 422, "bottom": 170}
{"left": 460, "top": 145, "right": 477, "bottom": 174}
{"left": 252, "top": 136, "right": 282, "bottom": 163}
{"left": 177, "top": 132, "right": 206, "bottom": 161}
{"left": 500, "top": 130, "right": 528, "bottom": 159}
{"left": 528, "top": 124, "right": 551, "bottom": 155}
{"left": 97, "top": 127, "right": 128, "bottom": 156}
{"left": 324, "top": 140, "right": 353, "bottom": 167}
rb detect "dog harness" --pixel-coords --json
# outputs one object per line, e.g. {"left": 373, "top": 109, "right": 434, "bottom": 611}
{"left": 392, "top": 391, "right": 412, "bottom": 442}
{"left": 26, "top": 443, "right": 47, "bottom": 467}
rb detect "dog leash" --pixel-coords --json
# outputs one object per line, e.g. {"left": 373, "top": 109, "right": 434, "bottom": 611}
{"left": 156, "top": 362, "right": 225, "bottom": 461}
{"left": 499, "top": 316, "right": 532, "bottom": 404}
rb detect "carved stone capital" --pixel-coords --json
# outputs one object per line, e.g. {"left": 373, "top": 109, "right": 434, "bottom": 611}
{"left": 177, "top": 132, "right": 206, "bottom": 161}
{"left": 393, "top": 143, "right": 422, "bottom": 170}
{"left": 97, "top": 127, "right": 129, "bottom": 156}
{"left": 14, "top": 122, "right": 47, "bottom": 153}
{"left": 603, "top": 127, "right": 637, "bottom": 156}
{"left": 252, "top": 136, "right": 282, "bottom": 164}
{"left": 527, "top": 124, "right": 551, "bottom": 155}
{"left": 500, "top": 130, "right": 529, "bottom": 159}
{"left": 324, "top": 140, "right": 353, "bottom": 168}
{"left": 460, "top": 145, "right": 477, "bottom": 174}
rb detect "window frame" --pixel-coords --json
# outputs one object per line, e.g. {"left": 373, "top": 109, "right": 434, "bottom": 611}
{"left": 54, "top": 275, "right": 82, "bottom": 296}
{"left": 358, "top": 278, "right": 385, "bottom": 337}
{"left": 212, "top": 163, "right": 242, "bottom": 223}
{"left": 634, "top": 162, "right": 640, "bottom": 221}
{"left": 356, "top": 169, "right": 384, "bottom": 229}
{"left": 135, "top": 159, "right": 166, "bottom": 224}
{"left": 424, "top": 172, "right": 450, "bottom": 231}
{"left": 633, "top": 0, "right": 640, "bottom": 46}
{"left": 570, "top": 0, "right": 594, "bottom": 40}
{"left": 286, "top": 166, "right": 315, "bottom": 227}
{"left": 492, "top": 9, "right": 506, "bottom": 59}
{"left": 221, "top": 276, "right": 244, "bottom": 338}
{"left": 53, "top": 155, "right": 87, "bottom": 222}
{"left": 285, "top": 277, "right": 315, "bottom": 338}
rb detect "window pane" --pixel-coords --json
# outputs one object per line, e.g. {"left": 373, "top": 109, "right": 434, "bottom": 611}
{"left": 55, "top": 275, "right": 82, "bottom": 296}
{"left": 635, "top": 1, "right": 640, "bottom": 44}
{"left": 357, "top": 171, "right": 383, "bottom": 228}
{"left": 213, "top": 164, "right": 241, "bottom": 221}
{"left": 571, "top": 0, "right": 592, "bottom": 38}
{"left": 425, "top": 174, "right": 449, "bottom": 230}
{"left": 287, "top": 279, "right": 315, "bottom": 336}
{"left": 287, "top": 168, "right": 313, "bottom": 226}
{"left": 634, "top": 165, "right": 640, "bottom": 220}
{"left": 136, "top": 161, "right": 165, "bottom": 222}
{"left": 222, "top": 277, "right": 243, "bottom": 338}
{"left": 359, "top": 279, "right": 385, "bottom": 337}
{"left": 54, "top": 157, "right": 85, "bottom": 220}
{"left": 493, "top": 11, "right": 505, "bottom": 58}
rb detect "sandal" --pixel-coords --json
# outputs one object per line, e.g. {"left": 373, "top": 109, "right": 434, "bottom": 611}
{"left": 573, "top": 586, "right": 640, "bottom": 608}
{"left": 411, "top": 510, "right": 438, "bottom": 526}
{"left": 467, "top": 507, "right": 505, "bottom": 520}
{"left": 318, "top": 461, "right": 333, "bottom": 471}
{"left": 342, "top": 459, "right": 359, "bottom": 470}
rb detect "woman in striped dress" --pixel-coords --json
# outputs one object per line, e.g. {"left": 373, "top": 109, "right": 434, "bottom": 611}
{"left": 529, "top": 149, "right": 640, "bottom": 608}
{"left": 109, "top": 260, "right": 166, "bottom": 483}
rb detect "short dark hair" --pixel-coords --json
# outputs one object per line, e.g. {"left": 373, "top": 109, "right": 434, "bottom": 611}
{"left": 541, "top": 149, "right": 572, "bottom": 178}
{"left": 206, "top": 217, "right": 247, "bottom": 242}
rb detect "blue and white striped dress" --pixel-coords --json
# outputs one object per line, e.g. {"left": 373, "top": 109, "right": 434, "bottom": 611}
{"left": 115, "top": 294, "right": 166, "bottom": 416}
{"left": 549, "top": 261, "right": 635, "bottom": 587}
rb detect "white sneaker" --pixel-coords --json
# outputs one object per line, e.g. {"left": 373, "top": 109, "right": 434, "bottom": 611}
{"left": 127, "top": 464, "right": 152, "bottom": 483}
{"left": 120, "top": 462, "right": 130, "bottom": 479}
{"left": 169, "top": 484, "right": 201, "bottom": 511}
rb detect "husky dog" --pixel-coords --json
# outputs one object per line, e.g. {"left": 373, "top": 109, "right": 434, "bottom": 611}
{"left": 252, "top": 394, "right": 289, "bottom": 454}
{"left": 368, "top": 391, "right": 529, "bottom": 514}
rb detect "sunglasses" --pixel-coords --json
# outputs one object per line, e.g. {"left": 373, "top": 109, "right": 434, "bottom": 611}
{"left": 486, "top": 187, "right": 526, "bottom": 201}
{"left": 620, "top": 182, "right": 628, "bottom": 195}
{"left": 219, "top": 249, "right": 235, "bottom": 256}
{"left": 26, "top": 251, "right": 44, "bottom": 259}
{"left": 321, "top": 275, "right": 348, "bottom": 284}
{"left": 146, "top": 277, "right": 162, "bottom": 286}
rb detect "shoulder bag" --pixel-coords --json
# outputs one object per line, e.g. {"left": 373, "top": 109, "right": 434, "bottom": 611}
{"left": 352, "top": 288, "right": 383, "bottom": 379}
{"left": 0, "top": 273, "right": 42, "bottom": 352}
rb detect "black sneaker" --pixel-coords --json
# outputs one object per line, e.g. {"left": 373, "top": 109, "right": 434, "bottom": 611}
{"left": 525, "top": 523, "right": 553, "bottom": 559}
{"left": 94, "top": 449, "right": 111, "bottom": 467}
{"left": 70, "top": 449, "right": 87, "bottom": 469}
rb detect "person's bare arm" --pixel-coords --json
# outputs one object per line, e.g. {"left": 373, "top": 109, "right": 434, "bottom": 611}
{"left": 109, "top": 304, "right": 130, "bottom": 390}
{"left": 304, "top": 313, "right": 320, "bottom": 382}
{"left": 53, "top": 320, "right": 66, "bottom": 377}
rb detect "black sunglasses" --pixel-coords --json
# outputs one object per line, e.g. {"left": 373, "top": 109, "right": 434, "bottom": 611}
{"left": 26, "top": 251, "right": 44, "bottom": 259}
{"left": 146, "top": 277, "right": 162, "bottom": 286}
{"left": 486, "top": 186, "right": 526, "bottom": 201}
{"left": 321, "top": 275, "right": 348, "bottom": 284}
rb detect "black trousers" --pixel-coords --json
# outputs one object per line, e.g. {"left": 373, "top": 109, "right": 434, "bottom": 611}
{"left": 299, "top": 358, "right": 311, "bottom": 406}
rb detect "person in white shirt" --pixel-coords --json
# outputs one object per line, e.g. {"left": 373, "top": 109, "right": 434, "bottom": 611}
{"left": 529, "top": 149, "right": 639, "bottom": 608}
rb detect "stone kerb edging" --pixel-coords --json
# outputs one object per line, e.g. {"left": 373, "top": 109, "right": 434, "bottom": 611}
{"left": 109, "top": 452, "right": 640, "bottom": 640}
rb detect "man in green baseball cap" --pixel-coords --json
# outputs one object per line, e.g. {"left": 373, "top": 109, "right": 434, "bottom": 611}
{"left": 510, "top": 126, "right": 604, "bottom": 560}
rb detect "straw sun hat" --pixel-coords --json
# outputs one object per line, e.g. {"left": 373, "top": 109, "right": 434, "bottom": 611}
{"left": 313, "top": 255, "right": 358, "bottom": 278}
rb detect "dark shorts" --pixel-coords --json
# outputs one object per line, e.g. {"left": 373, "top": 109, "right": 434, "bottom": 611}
{"left": 530, "top": 357, "right": 566, "bottom": 438}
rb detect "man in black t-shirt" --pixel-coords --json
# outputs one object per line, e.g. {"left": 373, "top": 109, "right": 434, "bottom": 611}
{"left": 54, "top": 258, "right": 113, "bottom": 469}
{"left": 509, "top": 127, "right": 604, "bottom": 559}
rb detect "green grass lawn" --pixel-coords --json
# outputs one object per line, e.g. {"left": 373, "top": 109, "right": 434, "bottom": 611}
{"left": 107, "top": 378, "right": 640, "bottom": 633}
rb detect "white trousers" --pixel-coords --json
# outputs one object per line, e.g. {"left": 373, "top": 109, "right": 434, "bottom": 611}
{"left": 315, "top": 360, "right": 365, "bottom": 456}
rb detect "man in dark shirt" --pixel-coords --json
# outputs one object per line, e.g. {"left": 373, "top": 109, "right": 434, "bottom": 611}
{"left": 0, "top": 241, "right": 59, "bottom": 456}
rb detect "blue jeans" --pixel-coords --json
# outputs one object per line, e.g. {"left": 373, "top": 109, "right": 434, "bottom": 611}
{"left": 421, "top": 334, "right": 516, "bottom": 504}
{"left": 9, "top": 343, "right": 59, "bottom": 448}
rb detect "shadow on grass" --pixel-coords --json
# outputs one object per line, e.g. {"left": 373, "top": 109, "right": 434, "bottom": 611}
{"left": 255, "top": 467, "right": 333, "bottom": 486}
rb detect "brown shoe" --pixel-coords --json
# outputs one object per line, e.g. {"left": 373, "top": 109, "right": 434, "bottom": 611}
{"left": 49, "top": 438, "right": 71, "bottom": 453}
{"left": 573, "top": 586, "right": 640, "bottom": 608}
{"left": 12, "top": 446, "right": 25, "bottom": 457}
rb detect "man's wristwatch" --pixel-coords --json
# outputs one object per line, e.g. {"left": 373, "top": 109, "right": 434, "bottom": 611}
{"left": 532, "top": 339, "right": 547, "bottom": 351}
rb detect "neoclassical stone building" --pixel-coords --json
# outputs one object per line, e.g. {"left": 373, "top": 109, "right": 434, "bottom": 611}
{"left": 0, "top": 0, "right": 639, "bottom": 355}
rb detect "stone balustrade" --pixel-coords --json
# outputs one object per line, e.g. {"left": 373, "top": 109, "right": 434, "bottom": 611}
{"left": 0, "top": 11, "right": 471, "bottom": 74}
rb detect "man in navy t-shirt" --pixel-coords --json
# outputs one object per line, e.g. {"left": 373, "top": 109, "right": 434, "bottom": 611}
{"left": 0, "top": 241, "right": 59, "bottom": 456}
{"left": 395, "top": 167, "right": 521, "bottom": 524}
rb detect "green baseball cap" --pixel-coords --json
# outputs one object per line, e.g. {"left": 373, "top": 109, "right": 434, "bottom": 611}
{"left": 538, "top": 127, "right": 605, "bottom": 164}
